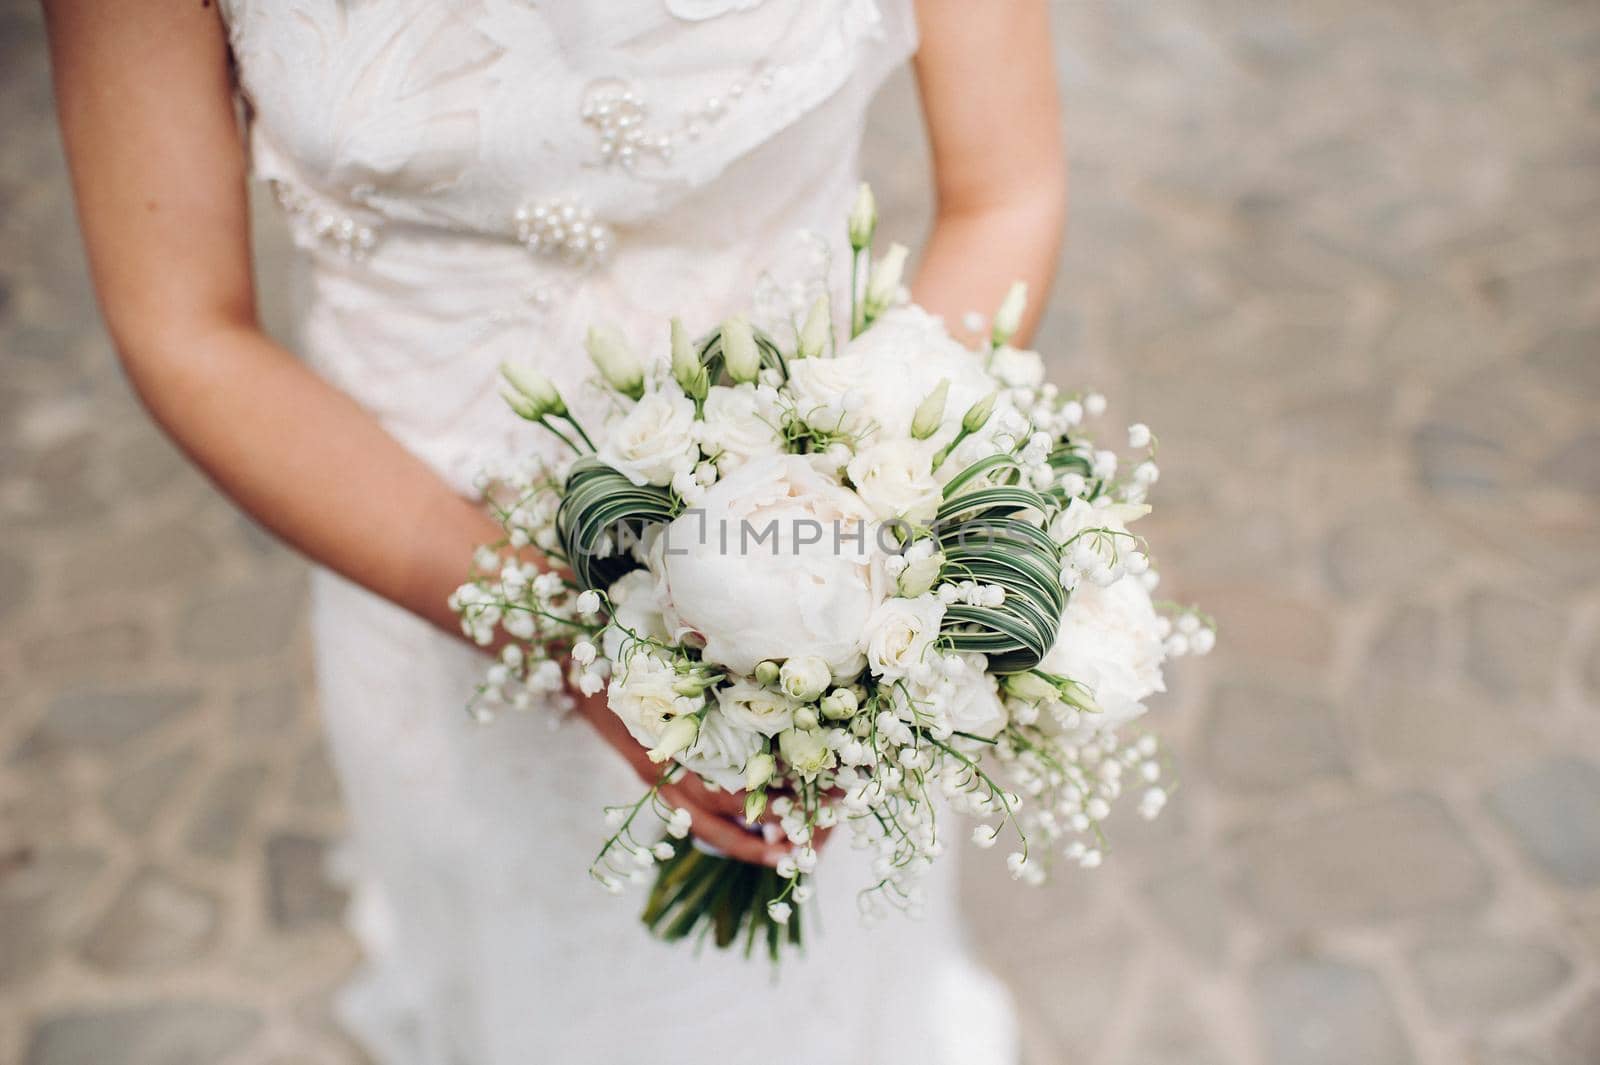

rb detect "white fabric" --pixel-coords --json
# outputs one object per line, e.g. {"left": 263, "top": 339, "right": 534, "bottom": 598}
{"left": 222, "top": 2, "right": 1019, "bottom": 1062}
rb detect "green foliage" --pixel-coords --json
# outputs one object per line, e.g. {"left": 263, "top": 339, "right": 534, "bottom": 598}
{"left": 935, "top": 455, "right": 1066, "bottom": 673}
{"left": 556, "top": 457, "right": 677, "bottom": 592}
{"left": 641, "top": 839, "right": 801, "bottom": 962}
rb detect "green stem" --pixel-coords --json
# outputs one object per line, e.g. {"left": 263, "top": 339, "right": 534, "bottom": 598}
{"left": 560, "top": 412, "right": 598, "bottom": 452}
{"left": 850, "top": 248, "right": 865, "bottom": 338}
{"left": 534, "top": 417, "right": 583, "bottom": 455}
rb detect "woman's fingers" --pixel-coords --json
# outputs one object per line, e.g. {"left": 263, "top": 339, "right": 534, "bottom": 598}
{"left": 678, "top": 777, "right": 747, "bottom": 819}
{"left": 659, "top": 784, "right": 789, "bottom": 867}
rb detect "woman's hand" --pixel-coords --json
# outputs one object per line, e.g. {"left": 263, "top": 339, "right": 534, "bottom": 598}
{"left": 569, "top": 688, "right": 795, "bottom": 868}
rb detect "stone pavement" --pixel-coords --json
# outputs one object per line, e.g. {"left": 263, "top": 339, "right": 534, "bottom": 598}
{"left": 1, "top": 0, "right": 1597, "bottom": 1062}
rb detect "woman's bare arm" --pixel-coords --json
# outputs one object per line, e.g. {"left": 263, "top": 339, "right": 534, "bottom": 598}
{"left": 910, "top": 0, "right": 1068, "bottom": 346}
{"left": 41, "top": 0, "right": 785, "bottom": 864}
{"left": 41, "top": 0, "right": 496, "bottom": 634}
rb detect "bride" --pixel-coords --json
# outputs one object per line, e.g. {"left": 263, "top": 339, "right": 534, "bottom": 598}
{"left": 42, "top": 1, "right": 1066, "bottom": 1061}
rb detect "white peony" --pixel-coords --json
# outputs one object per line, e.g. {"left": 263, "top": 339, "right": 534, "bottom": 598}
{"left": 699, "top": 384, "right": 784, "bottom": 470}
{"left": 606, "top": 654, "right": 702, "bottom": 750}
{"left": 864, "top": 594, "right": 946, "bottom": 679}
{"left": 599, "top": 388, "right": 698, "bottom": 487}
{"left": 715, "top": 679, "right": 801, "bottom": 737}
{"left": 1039, "top": 576, "right": 1167, "bottom": 733}
{"left": 676, "top": 707, "right": 764, "bottom": 792}
{"left": 847, "top": 439, "right": 943, "bottom": 524}
{"left": 650, "top": 454, "right": 887, "bottom": 674}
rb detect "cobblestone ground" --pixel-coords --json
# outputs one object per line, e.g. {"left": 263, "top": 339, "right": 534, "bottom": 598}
{"left": 3, "top": 1, "right": 1598, "bottom": 1063}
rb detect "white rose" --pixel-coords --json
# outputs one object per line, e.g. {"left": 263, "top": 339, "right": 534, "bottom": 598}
{"left": 700, "top": 385, "right": 784, "bottom": 470}
{"left": 715, "top": 679, "right": 800, "bottom": 737}
{"left": 847, "top": 439, "right": 944, "bottom": 524}
{"left": 943, "top": 659, "right": 1009, "bottom": 739}
{"left": 606, "top": 655, "right": 701, "bottom": 749}
{"left": 832, "top": 306, "right": 1012, "bottom": 446}
{"left": 651, "top": 454, "right": 887, "bottom": 674}
{"left": 599, "top": 389, "right": 698, "bottom": 487}
{"left": 1039, "top": 576, "right": 1167, "bottom": 733}
{"left": 779, "top": 655, "right": 832, "bottom": 701}
{"left": 865, "top": 594, "right": 946, "bottom": 679}
{"left": 675, "top": 707, "right": 764, "bottom": 792}
{"left": 785, "top": 355, "right": 873, "bottom": 435}
{"left": 987, "top": 345, "right": 1046, "bottom": 389}
{"left": 601, "top": 569, "right": 669, "bottom": 662}
{"left": 778, "top": 727, "right": 835, "bottom": 779}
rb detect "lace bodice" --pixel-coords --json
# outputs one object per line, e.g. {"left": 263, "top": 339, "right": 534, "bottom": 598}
{"left": 221, "top": 0, "right": 917, "bottom": 490}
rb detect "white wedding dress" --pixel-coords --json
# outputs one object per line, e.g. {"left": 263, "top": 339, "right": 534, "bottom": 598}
{"left": 220, "top": 3, "right": 1018, "bottom": 1062}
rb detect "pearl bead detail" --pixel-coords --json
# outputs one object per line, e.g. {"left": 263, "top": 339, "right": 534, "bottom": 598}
{"left": 513, "top": 197, "right": 613, "bottom": 268}
{"left": 268, "top": 179, "right": 379, "bottom": 259}
{"left": 581, "top": 84, "right": 674, "bottom": 169}
{"left": 578, "top": 66, "right": 793, "bottom": 169}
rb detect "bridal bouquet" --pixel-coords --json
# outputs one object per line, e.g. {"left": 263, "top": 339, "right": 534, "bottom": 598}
{"left": 453, "top": 186, "right": 1212, "bottom": 960}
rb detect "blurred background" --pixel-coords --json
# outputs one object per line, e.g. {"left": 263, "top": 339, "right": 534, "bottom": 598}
{"left": 2, "top": 0, "right": 1598, "bottom": 1063}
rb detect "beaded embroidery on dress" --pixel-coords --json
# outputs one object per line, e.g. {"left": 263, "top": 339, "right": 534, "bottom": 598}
{"left": 219, "top": 2, "right": 1019, "bottom": 1062}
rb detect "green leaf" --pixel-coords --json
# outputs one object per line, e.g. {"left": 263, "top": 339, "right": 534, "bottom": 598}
{"left": 557, "top": 456, "right": 678, "bottom": 591}
{"left": 933, "top": 475, "right": 1065, "bottom": 673}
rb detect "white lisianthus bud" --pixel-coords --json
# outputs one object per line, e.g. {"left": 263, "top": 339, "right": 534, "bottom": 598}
{"left": 961, "top": 390, "right": 1000, "bottom": 433}
{"left": 646, "top": 715, "right": 701, "bottom": 763}
{"left": 991, "top": 281, "right": 1027, "bottom": 346}
{"left": 819, "top": 687, "right": 859, "bottom": 721}
{"left": 585, "top": 324, "right": 644, "bottom": 399}
{"left": 910, "top": 378, "right": 950, "bottom": 440}
{"left": 720, "top": 316, "right": 761, "bottom": 384}
{"left": 779, "top": 655, "right": 831, "bottom": 702}
{"left": 797, "top": 294, "right": 831, "bottom": 359}
{"left": 669, "top": 318, "right": 708, "bottom": 401}
{"left": 500, "top": 362, "right": 565, "bottom": 416}
{"left": 896, "top": 551, "right": 945, "bottom": 598}
{"left": 1003, "top": 671, "right": 1057, "bottom": 702}
{"left": 793, "top": 705, "right": 820, "bottom": 731}
{"left": 847, "top": 182, "right": 877, "bottom": 250}
{"left": 499, "top": 387, "right": 541, "bottom": 421}
{"left": 864, "top": 243, "right": 908, "bottom": 316}
{"left": 754, "top": 660, "right": 782, "bottom": 687}
{"left": 744, "top": 751, "right": 776, "bottom": 791}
